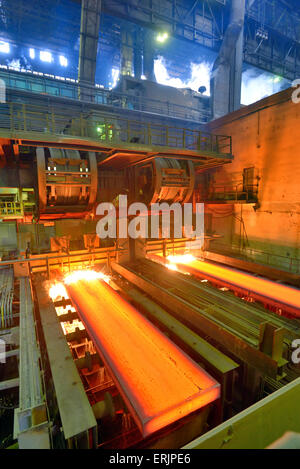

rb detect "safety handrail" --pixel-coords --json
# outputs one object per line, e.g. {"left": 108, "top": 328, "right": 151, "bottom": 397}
{"left": 0, "top": 102, "right": 233, "bottom": 156}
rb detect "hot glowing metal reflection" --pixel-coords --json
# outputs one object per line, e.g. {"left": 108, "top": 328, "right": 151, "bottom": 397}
{"left": 49, "top": 282, "right": 68, "bottom": 301}
{"left": 163, "top": 254, "right": 300, "bottom": 315}
{"left": 166, "top": 263, "right": 178, "bottom": 271}
{"left": 167, "top": 254, "right": 196, "bottom": 264}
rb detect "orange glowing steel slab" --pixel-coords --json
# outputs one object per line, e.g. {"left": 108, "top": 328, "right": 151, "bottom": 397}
{"left": 161, "top": 254, "right": 300, "bottom": 317}
{"left": 64, "top": 273, "right": 220, "bottom": 437}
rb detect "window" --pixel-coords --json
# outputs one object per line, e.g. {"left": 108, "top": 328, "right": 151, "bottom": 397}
{"left": 59, "top": 55, "right": 68, "bottom": 67}
{"left": 40, "top": 51, "right": 52, "bottom": 62}
{"left": 0, "top": 41, "right": 10, "bottom": 53}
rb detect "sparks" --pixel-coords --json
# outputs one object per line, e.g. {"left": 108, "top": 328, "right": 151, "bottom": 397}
{"left": 64, "top": 269, "right": 111, "bottom": 285}
{"left": 61, "top": 319, "right": 85, "bottom": 336}
{"left": 166, "top": 263, "right": 178, "bottom": 271}
{"left": 49, "top": 282, "right": 68, "bottom": 301}
{"left": 167, "top": 254, "right": 196, "bottom": 265}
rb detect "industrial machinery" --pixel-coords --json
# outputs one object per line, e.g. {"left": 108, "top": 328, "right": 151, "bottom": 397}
{"left": 0, "top": 86, "right": 299, "bottom": 450}
{"left": 36, "top": 148, "right": 98, "bottom": 218}
{"left": 113, "top": 75, "right": 210, "bottom": 122}
{"left": 136, "top": 158, "right": 195, "bottom": 204}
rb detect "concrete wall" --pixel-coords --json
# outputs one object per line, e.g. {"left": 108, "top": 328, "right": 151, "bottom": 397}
{"left": 0, "top": 222, "right": 18, "bottom": 255}
{"left": 205, "top": 88, "right": 300, "bottom": 272}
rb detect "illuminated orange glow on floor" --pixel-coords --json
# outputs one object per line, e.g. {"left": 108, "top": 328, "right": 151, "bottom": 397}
{"left": 164, "top": 255, "right": 300, "bottom": 315}
{"left": 64, "top": 275, "right": 220, "bottom": 437}
{"left": 166, "top": 263, "right": 178, "bottom": 272}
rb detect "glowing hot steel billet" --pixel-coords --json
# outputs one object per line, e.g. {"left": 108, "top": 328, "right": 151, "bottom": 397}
{"left": 165, "top": 255, "right": 300, "bottom": 317}
{"left": 64, "top": 270, "right": 111, "bottom": 285}
{"left": 63, "top": 271, "right": 220, "bottom": 437}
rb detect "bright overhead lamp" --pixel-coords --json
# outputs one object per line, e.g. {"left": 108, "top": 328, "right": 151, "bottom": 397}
{"left": 156, "top": 32, "right": 169, "bottom": 43}
{"left": 59, "top": 55, "right": 68, "bottom": 67}
{"left": 0, "top": 41, "right": 10, "bottom": 53}
{"left": 40, "top": 51, "right": 52, "bottom": 62}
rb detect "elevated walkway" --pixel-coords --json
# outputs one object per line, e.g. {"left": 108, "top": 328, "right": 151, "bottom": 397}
{"left": 0, "top": 101, "right": 233, "bottom": 171}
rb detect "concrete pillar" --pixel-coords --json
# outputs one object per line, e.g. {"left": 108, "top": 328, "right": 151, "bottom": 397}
{"left": 121, "top": 28, "right": 134, "bottom": 77}
{"left": 211, "top": 0, "right": 246, "bottom": 119}
{"left": 78, "top": 0, "right": 102, "bottom": 102}
{"left": 143, "top": 29, "right": 156, "bottom": 82}
{"left": 134, "top": 27, "right": 143, "bottom": 80}
{"left": 229, "top": 28, "right": 244, "bottom": 112}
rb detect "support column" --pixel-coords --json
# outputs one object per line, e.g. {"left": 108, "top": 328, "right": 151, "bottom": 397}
{"left": 120, "top": 28, "right": 134, "bottom": 77}
{"left": 230, "top": 0, "right": 257, "bottom": 110}
{"left": 78, "top": 0, "right": 102, "bottom": 102}
{"left": 134, "top": 27, "right": 143, "bottom": 80}
{"left": 229, "top": 26, "right": 244, "bottom": 112}
{"left": 211, "top": 0, "right": 246, "bottom": 119}
{"left": 143, "top": 29, "right": 156, "bottom": 82}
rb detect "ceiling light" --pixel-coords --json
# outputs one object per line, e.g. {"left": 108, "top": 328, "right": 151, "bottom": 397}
{"left": 59, "top": 55, "right": 68, "bottom": 67}
{"left": 156, "top": 32, "right": 169, "bottom": 43}
{"left": 40, "top": 51, "right": 52, "bottom": 62}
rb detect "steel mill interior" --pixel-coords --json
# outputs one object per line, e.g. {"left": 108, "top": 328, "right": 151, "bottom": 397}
{"left": 0, "top": 0, "right": 300, "bottom": 451}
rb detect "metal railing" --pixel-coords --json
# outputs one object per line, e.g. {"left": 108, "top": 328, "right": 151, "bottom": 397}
{"left": 0, "top": 102, "right": 232, "bottom": 155}
{"left": 203, "top": 182, "right": 258, "bottom": 202}
{"left": 0, "top": 68, "right": 211, "bottom": 123}
{"left": 211, "top": 242, "right": 300, "bottom": 274}
{"left": 0, "top": 247, "right": 121, "bottom": 280}
{"left": 0, "top": 201, "right": 23, "bottom": 217}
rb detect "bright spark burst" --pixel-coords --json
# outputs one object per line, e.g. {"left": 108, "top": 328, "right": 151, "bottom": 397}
{"left": 166, "top": 263, "right": 178, "bottom": 271}
{"left": 49, "top": 282, "right": 68, "bottom": 301}
{"left": 167, "top": 254, "right": 196, "bottom": 265}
